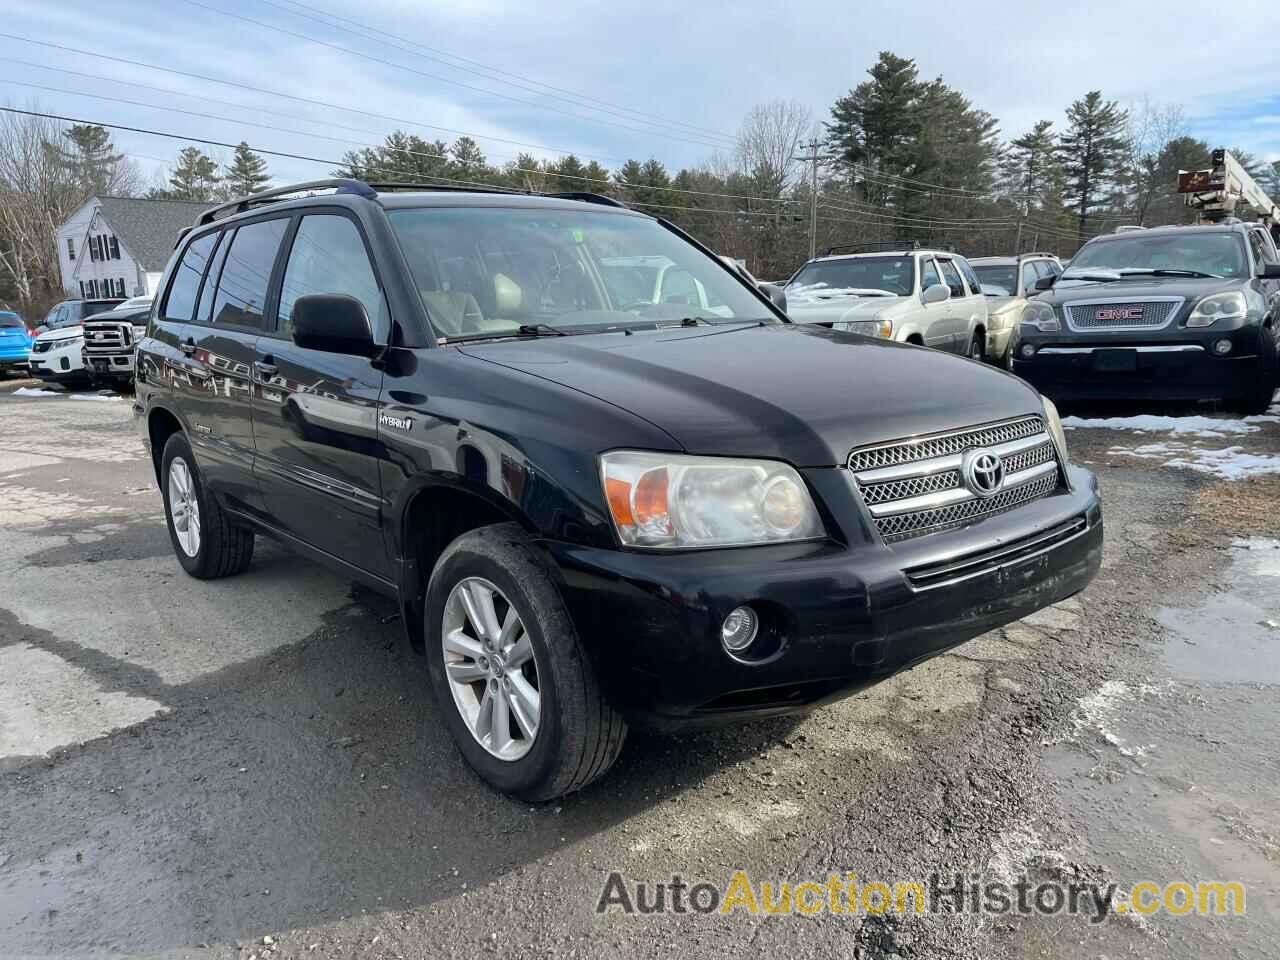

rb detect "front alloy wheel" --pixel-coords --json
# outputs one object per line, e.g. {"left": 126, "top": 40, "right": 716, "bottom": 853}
{"left": 442, "top": 577, "right": 541, "bottom": 761}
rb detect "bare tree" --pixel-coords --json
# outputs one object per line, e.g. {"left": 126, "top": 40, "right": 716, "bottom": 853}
{"left": 735, "top": 99, "right": 812, "bottom": 198}
{"left": 1125, "top": 97, "right": 1187, "bottom": 224}
{"left": 0, "top": 108, "right": 81, "bottom": 313}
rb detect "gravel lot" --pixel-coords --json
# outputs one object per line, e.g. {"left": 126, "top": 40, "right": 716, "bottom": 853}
{"left": 1, "top": 377, "right": 1277, "bottom": 960}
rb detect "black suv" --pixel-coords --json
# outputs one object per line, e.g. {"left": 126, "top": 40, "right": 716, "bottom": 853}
{"left": 135, "top": 180, "right": 1103, "bottom": 799}
{"left": 1011, "top": 222, "right": 1280, "bottom": 413}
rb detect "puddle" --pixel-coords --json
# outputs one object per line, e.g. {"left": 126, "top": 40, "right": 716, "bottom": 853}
{"left": 1157, "top": 537, "right": 1280, "bottom": 685}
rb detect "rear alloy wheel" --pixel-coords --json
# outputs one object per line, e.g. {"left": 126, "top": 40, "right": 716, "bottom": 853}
{"left": 160, "top": 432, "right": 255, "bottom": 579}
{"left": 424, "top": 523, "right": 626, "bottom": 800}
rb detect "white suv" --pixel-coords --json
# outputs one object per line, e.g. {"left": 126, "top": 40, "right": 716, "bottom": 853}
{"left": 785, "top": 247, "right": 990, "bottom": 358}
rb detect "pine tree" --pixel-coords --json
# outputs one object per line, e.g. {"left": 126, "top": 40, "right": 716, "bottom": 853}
{"left": 1058, "top": 92, "right": 1129, "bottom": 241}
{"left": 826, "top": 52, "right": 922, "bottom": 207}
{"left": 224, "top": 142, "right": 270, "bottom": 197}
{"left": 169, "top": 147, "right": 221, "bottom": 201}
{"left": 546, "top": 155, "right": 589, "bottom": 192}
{"left": 54, "top": 124, "right": 124, "bottom": 194}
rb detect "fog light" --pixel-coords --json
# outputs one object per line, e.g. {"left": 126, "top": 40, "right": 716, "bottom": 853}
{"left": 1213, "top": 338, "right": 1233, "bottom": 355}
{"left": 721, "top": 606, "right": 759, "bottom": 654}
{"left": 1020, "top": 343, "right": 1036, "bottom": 359}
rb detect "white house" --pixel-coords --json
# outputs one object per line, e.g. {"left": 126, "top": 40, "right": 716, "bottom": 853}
{"left": 57, "top": 196, "right": 210, "bottom": 300}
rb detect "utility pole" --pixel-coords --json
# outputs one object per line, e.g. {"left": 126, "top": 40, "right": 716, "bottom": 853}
{"left": 793, "top": 139, "right": 836, "bottom": 261}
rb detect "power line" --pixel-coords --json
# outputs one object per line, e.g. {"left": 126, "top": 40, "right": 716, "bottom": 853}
{"left": 177, "top": 0, "right": 732, "bottom": 151}
{"left": 258, "top": 0, "right": 739, "bottom": 147}
{"left": 0, "top": 31, "right": 636, "bottom": 166}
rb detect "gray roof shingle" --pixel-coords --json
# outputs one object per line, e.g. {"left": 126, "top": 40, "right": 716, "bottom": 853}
{"left": 96, "top": 196, "right": 211, "bottom": 271}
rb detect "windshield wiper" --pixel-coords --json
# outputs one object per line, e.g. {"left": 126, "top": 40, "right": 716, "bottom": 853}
{"left": 1062, "top": 272, "right": 1121, "bottom": 282}
{"left": 517, "top": 322, "right": 567, "bottom": 336}
{"left": 1118, "top": 268, "right": 1224, "bottom": 279}
{"left": 444, "top": 323, "right": 570, "bottom": 344}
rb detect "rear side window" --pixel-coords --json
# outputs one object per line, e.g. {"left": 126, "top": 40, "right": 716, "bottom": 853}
{"left": 209, "top": 218, "right": 288, "bottom": 329}
{"left": 1020, "top": 261, "right": 1039, "bottom": 292}
{"left": 162, "top": 233, "right": 217, "bottom": 322}
{"left": 938, "top": 259, "right": 964, "bottom": 298}
{"left": 161, "top": 234, "right": 216, "bottom": 322}
{"left": 194, "top": 231, "right": 229, "bottom": 325}
{"left": 276, "top": 214, "right": 386, "bottom": 339}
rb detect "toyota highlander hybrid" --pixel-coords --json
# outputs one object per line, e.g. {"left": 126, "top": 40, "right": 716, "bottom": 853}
{"left": 1011, "top": 222, "right": 1280, "bottom": 413}
{"left": 135, "top": 180, "right": 1103, "bottom": 799}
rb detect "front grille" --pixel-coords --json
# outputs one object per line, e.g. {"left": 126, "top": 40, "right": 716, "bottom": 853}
{"left": 83, "top": 323, "right": 129, "bottom": 353}
{"left": 874, "top": 472, "right": 1059, "bottom": 542}
{"left": 848, "top": 416, "right": 1044, "bottom": 472}
{"left": 848, "top": 415, "right": 1062, "bottom": 543}
{"left": 1064, "top": 299, "right": 1180, "bottom": 331}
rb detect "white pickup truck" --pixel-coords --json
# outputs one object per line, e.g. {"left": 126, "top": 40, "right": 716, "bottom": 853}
{"left": 784, "top": 248, "right": 990, "bottom": 359}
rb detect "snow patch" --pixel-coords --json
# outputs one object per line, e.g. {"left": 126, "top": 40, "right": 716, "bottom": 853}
{"left": 68, "top": 393, "right": 121, "bottom": 402}
{"left": 1068, "top": 680, "right": 1164, "bottom": 760}
{"left": 1108, "top": 441, "right": 1280, "bottom": 480}
{"left": 10, "top": 387, "right": 59, "bottom": 398}
{"left": 1062, "top": 414, "right": 1260, "bottom": 438}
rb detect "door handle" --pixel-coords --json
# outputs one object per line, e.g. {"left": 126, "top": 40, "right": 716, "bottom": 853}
{"left": 254, "top": 357, "right": 278, "bottom": 378}
{"left": 179, "top": 338, "right": 195, "bottom": 355}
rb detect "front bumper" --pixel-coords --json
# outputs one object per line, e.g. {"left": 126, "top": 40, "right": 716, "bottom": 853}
{"left": 29, "top": 340, "right": 87, "bottom": 381}
{"left": 548, "top": 465, "right": 1102, "bottom": 728}
{"left": 83, "top": 350, "right": 136, "bottom": 381}
{"left": 1011, "top": 325, "right": 1262, "bottom": 401}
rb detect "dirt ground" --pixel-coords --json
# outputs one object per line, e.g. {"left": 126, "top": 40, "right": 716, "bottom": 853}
{"left": 1, "top": 379, "right": 1276, "bottom": 960}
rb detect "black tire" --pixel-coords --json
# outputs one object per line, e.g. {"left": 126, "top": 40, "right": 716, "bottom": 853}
{"left": 1232, "top": 328, "right": 1278, "bottom": 415}
{"left": 424, "top": 523, "right": 626, "bottom": 800}
{"left": 160, "top": 432, "right": 255, "bottom": 579}
{"left": 968, "top": 332, "right": 985, "bottom": 362}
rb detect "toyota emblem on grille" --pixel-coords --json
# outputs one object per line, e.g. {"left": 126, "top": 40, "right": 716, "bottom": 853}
{"left": 961, "top": 448, "right": 1004, "bottom": 498}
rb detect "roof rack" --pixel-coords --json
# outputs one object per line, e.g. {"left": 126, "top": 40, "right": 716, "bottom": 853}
{"left": 822, "top": 240, "right": 951, "bottom": 257}
{"left": 542, "top": 192, "right": 628, "bottom": 208}
{"left": 198, "top": 178, "right": 376, "bottom": 225}
{"left": 197, "top": 179, "right": 632, "bottom": 228}
{"left": 1020, "top": 251, "right": 1057, "bottom": 259}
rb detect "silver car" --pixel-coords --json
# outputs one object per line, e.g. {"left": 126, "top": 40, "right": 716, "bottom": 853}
{"left": 968, "top": 254, "right": 1062, "bottom": 365}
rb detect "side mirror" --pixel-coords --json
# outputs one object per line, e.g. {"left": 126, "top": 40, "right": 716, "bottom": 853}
{"left": 1259, "top": 263, "right": 1280, "bottom": 279}
{"left": 922, "top": 283, "right": 950, "bottom": 305}
{"left": 291, "top": 294, "right": 377, "bottom": 357}
{"left": 1034, "top": 275, "right": 1056, "bottom": 291}
{"left": 759, "top": 281, "right": 787, "bottom": 313}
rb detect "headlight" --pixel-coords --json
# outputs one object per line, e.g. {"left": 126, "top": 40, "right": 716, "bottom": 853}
{"left": 1186, "top": 291, "right": 1247, "bottom": 328}
{"left": 1041, "top": 396, "right": 1069, "bottom": 461}
{"left": 60, "top": 335, "right": 83, "bottom": 347}
{"left": 842, "top": 316, "right": 892, "bottom": 339}
{"left": 1020, "top": 301, "right": 1059, "bottom": 333}
{"left": 601, "top": 451, "right": 824, "bottom": 548}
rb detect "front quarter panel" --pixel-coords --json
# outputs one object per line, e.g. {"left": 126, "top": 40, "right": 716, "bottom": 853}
{"left": 377, "top": 346, "right": 683, "bottom": 558}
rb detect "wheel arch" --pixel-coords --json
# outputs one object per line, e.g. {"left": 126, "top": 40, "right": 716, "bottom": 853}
{"left": 146, "top": 403, "right": 186, "bottom": 487}
{"left": 396, "top": 479, "right": 539, "bottom": 653}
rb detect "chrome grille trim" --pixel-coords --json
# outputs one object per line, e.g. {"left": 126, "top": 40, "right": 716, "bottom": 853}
{"left": 848, "top": 416, "right": 1045, "bottom": 473}
{"left": 848, "top": 415, "right": 1062, "bottom": 543}
{"left": 1062, "top": 296, "right": 1183, "bottom": 333}
{"left": 874, "top": 472, "right": 1059, "bottom": 543}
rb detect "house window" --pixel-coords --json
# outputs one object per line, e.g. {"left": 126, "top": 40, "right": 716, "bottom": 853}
{"left": 109, "top": 236, "right": 120, "bottom": 260}
{"left": 67, "top": 238, "right": 76, "bottom": 261}
{"left": 79, "top": 281, "right": 87, "bottom": 297}
{"left": 117, "top": 278, "right": 126, "bottom": 297}
{"left": 91, "top": 236, "right": 100, "bottom": 261}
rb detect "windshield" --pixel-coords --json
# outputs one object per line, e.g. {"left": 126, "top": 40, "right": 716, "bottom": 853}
{"left": 788, "top": 256, "right": 915, "bottom": 296}
{"left": 972, "top": 265, "right": 1016, "bottom": 295}
{"left": 387, "top": 207, "right": 774, "bottom": 338}
{"left": 1067, "top": 233, "right": 1248, "bottom": 279}
{"left": 0, "top": 313, "right": 22, "bottom": 329}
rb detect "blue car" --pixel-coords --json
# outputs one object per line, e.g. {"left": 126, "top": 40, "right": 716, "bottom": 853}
{"left": 0, "top": 311, "right": 32, "bottom": 377}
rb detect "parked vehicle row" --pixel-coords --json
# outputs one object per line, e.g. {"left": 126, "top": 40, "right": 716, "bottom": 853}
{"left": 22, "top": 296, "right": 148, "bottom": 388}
{"left": 135, "top": 179, "right": 1102, "bottom": 801}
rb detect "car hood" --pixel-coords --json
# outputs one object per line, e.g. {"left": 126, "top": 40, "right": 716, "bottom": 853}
{"left": 1042, "top": 275, "right": 1242, "bottom": 305}
{"left": 35, "top": 325, "right": 83, "bottom": 343}
{"left": 786, "top": 294, "right": 905, "bottom": 325}
{"left": 459, "top": 324, "right": 1042, "bottom": 466}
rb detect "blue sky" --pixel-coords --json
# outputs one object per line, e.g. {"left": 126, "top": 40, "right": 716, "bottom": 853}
{"left": 2, "top": 0, "right": 1279, "bottom": 190}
